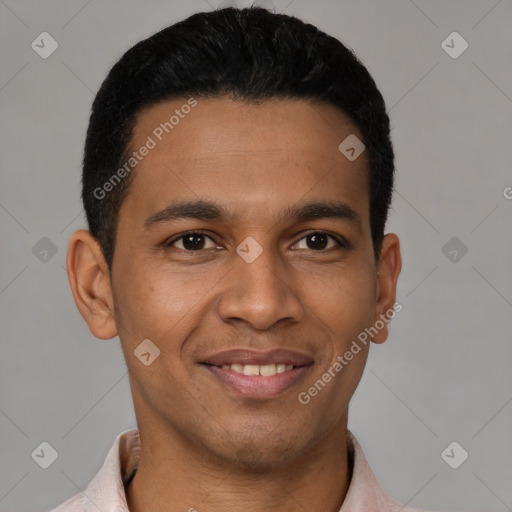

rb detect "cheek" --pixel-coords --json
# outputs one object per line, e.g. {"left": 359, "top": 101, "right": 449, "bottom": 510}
{"left": 112, "top": 268, "right": 199, "bottom": 403}
{"left": 111, "top": 261, "right": 217, "bottom": 344}
{"left": 300, "top": 273, "right": 373, "bottom": 414}
{"left": 303, "top": 264, "right": 376, "bottom": 331}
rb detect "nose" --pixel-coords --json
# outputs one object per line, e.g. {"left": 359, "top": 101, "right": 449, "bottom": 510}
{"left": 216, "top": 244, "right": 304, "bottom": 331}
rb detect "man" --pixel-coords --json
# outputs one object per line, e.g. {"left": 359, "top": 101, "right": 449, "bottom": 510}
{"left": 54, "top": 6, "right": 434, "bottom": 512}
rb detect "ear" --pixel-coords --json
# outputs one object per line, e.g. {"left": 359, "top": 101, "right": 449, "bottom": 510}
{"left": 371, "top": 233, "right": 402, "bottom": 344}
{"left": 66, "top": 229, "right": 118, "bottom": 340}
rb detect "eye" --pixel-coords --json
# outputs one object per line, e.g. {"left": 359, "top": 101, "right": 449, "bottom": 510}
{"left": 293, "top": 231, "right": 347, "bottom": 251}
{"left": 165, "top": 231, "right": 219, "bottom": 251}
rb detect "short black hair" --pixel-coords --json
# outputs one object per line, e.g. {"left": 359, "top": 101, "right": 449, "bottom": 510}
{"left": 82, "top": 6, "right": 394, "bottom": 270}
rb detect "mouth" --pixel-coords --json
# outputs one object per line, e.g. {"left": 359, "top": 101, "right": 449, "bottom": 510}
{"left": 200, "top": 348, "right": 314, "bottom": 399}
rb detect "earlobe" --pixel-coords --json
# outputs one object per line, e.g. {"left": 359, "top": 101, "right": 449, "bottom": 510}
{"left": 66, "top": 229, "right": 118, "bottom": 340}
{"left": 371, "top": 233, "right": 402, "bottom": 344}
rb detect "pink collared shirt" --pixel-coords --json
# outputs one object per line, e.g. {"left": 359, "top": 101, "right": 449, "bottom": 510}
{"left": 48, "top": 428, "right": 430, "bottom": 512}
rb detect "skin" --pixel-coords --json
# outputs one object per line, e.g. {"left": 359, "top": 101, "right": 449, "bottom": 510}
{"left": 67, "top": 96, "right": 401, "bottom": 512}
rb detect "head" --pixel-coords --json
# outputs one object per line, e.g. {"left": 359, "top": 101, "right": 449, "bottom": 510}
{"left": 67, "top": 7, "right": 401, "bottom": 468}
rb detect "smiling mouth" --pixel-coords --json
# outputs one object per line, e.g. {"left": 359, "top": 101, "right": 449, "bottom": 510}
{"left": 199, "top": 348, "right": 314, "bottom": 398}
{"left": 200, "top": 362, "right": 313, "bottom": 399}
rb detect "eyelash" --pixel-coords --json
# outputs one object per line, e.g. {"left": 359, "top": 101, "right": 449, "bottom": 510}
{"left": 164, "top": 230, "right": 348, "bottom": 252}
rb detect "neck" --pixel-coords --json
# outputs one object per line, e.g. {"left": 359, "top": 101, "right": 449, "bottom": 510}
{"left": 125, "top": 422, "right": 352, "bottom": 512}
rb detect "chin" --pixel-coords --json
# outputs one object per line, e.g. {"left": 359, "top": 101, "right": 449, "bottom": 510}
{"left": 213, "top": 428, "right": 310, "bottom": 470}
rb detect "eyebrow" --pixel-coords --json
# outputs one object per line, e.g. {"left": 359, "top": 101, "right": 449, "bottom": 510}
{"left": 143, "top": 199, "right": 362, "bottom": 231}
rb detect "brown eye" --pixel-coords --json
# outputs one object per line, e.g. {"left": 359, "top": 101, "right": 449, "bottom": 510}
{"left": 293, "top": 232, "right": 346, "bottom": 251}
{"left": 166, "top": 232, "right": 217, "bottom": 251}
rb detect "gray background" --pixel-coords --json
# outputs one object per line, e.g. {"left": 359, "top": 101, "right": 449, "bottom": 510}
{"left": 0, "top": 0, "right": 511, "bottom": 511}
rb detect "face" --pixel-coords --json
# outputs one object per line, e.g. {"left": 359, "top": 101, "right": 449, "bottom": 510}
{"left": 68, "top": 96, "right": 401, "bottom": 468}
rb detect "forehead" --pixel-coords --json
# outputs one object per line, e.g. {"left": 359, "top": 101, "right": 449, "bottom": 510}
{"left": 120, "top": 96, "right": 370, "bottom": 227}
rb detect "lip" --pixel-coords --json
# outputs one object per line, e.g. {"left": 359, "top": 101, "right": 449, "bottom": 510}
{"left": 202, "top": 364, "right": 313, "bottom": 399}
{"left": 201, "top": 348, "right": 314, "bottom": 366}
{"left": 200, "top": 348, "right": 314, "bottom": 399}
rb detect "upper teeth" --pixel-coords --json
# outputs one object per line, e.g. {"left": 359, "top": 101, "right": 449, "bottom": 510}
{"left": 221, "top": 363, "right": 294, "bottom": 376}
